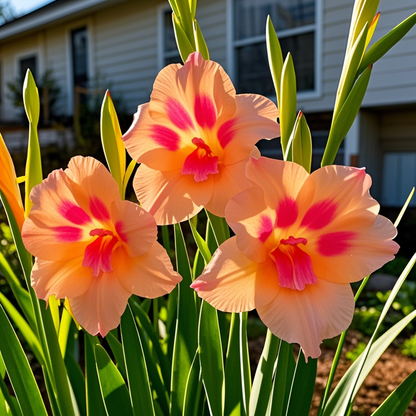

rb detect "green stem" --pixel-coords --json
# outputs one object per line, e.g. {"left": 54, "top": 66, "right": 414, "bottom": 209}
{"left": 317, "top": 274, "right": 370, "bottom": 416}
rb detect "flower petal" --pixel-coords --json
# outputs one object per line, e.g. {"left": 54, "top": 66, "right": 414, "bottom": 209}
{"left": 65, "top": 156, "right": 120, "bottom": 220}
{"left": 257, "top": 279, "right": 354, "bottom": 360}
{"left": 22, "top": 169, "right": 89, "bottom": 261}
{"left": 133, "top": 164, "right": 213, "bottom": 225}
{"left": 114, "top": 243, "right": 181, "bottom": 298}
{"left": 110, "top": 200, "right": 157, "bottom": 257}
{"left": 299, "top": 166, "right": 379, "bottom": 232}
{"left": 221, "top": 94, "right": 280, "bottom": 165}
{"left": 123, "top": 103, "right": 188, "bottom": 171}
{"left": 205, "top": 157, "right": 257, "bottom": 219}
{"left": 225, "top": 186, "right": 276, "bottom": 262}
{"left": 310, "top": 215, "right": 399, "bottom": 284}
{"left": 69, "top": 273, "right": 130, "bottom": 337}
{"left": 150, "top": 52, "right": 236, "bottom": 129}
{"left": 191, "top": 237, "right": 279, "bottom": 312}
{"left": 31, "top": 257, "right": 93, "bottom": 300}
{"left": 247, "top": 157, "right": 309, "bottom": 210}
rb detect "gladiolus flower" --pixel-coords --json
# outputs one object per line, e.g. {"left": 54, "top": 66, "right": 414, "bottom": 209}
{"left": 122, "top": 52, "right": 280, "bottom": 225}
{"left": 191, "top": 157, "right": 399, "bottom": 359}
{"left": 0, "top": 133, "right": 24, "bottom": 230}
{"left": 22, "top": 156, "right": 181, "bottom": 336}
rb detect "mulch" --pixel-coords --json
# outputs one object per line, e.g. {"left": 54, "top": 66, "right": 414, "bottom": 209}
{"left": 249, "top": 330, "right": 416, "bottom": 416}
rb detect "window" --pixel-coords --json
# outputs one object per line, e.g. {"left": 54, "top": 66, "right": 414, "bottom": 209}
{"left": 256, "top": 112, "right": 343, "bottom": 170}
{"left": 382, "top": 152, "right": 416, "bottom": 207}
{"left": 19, "top": 55, "right": 37, "bottom": 82}
{"left": 71, "top": 27, "right": 88, "bottom": 89}
{"left": 233, "top": 0, "right": 317, "bottom": 96}
{"left": 162, "top": 9, "right": 182, "bottom": 66}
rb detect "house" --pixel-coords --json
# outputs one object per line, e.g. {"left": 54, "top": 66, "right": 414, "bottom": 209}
{"left": 0, "top": 0, "right": 415, "bottom": 208}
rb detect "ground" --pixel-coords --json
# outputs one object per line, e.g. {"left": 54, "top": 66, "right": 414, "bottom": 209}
{"left": 249, "top": 330, "right": 416, "bottom": 416}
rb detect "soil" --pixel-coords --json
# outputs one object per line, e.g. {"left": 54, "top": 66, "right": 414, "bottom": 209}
{"left": 249, "top": 330, "right": 416, "bottom": 416}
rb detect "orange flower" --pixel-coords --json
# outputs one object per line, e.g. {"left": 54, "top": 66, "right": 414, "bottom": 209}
{"left": 122, "top": 52, "right": 280, "bottom": 225}
{"left": 0, "top": 133, "right": 24, "bottom": 230}
{"left": 191, "top": 157, "right": 399, "bottom": 359}
{"left": 22, "top": 156, "right": 181, "bottom": 336}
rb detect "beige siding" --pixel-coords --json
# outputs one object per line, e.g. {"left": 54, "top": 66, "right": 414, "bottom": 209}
{"left": 94, "top": 0, "right": 158, "bottom": 113}
{"left": 0, "top": 36, "right": 39, "bottom": 120}
{"left": 301, "top": 0, "right": 416, "bottom": 113}
{"left": 44, "top": 26, "right": 68, "bottom": 117}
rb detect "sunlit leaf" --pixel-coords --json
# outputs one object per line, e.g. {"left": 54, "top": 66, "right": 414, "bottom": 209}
{"left": 101, "top": 90, "right": 125, "bottom": 198}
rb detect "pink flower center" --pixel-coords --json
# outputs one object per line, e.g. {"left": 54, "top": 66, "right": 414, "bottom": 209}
{"left": 271, "top": 235, "right": 317, "bottom": 291}
{"left": 181, "top": 137, "right": 219, "bottom": 182}
{"left": 83, "top": 228, "right": 119, "bottom": 277}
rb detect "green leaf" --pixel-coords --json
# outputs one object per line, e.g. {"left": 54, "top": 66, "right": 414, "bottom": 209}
{"left": 120, "top": 305, "right": 155, "bottom": 416}
{"left": 172, "top": 12, "right": 196, "bottom": 63}
{"left": 292, "top": 112, "right": 312, "bottom": 173}
{"left": 357, "top": 12, "right": 416, "bottom": 76}
{"left": 65, "top": 351, "right": 86, "bottom": 416}
{"left": 324, "top": 309, "right": 416, "bottom": 416}
{"left": 194, "top": 19, "right": 209, "bottom": 60}
{"left": 170, "top": 224, "right": 199, "bottom": 416}
{"left": 199, "top": 301, "right": 224, "bottom": 416}
{"left": 0, "top": 304, "right": 47, "bottom": 416}
{"left": 37, "top": 301, "right": 78, "bottom": 416}
{"left": 95, "top": 344, "right": 134, "bottom": 416}
{"left": 100, "top": 90, "right": 125, "bottom": 198}
{"left": 394, "top": 187, "right": 414, "bottom": 228}
{"left": 123, "top": 159, "right": 136, "bottom": 196}
{"left": 170, "top": 0, "right": 195, "bottom": 47}
{"left": 371, "top": 370, "right": 416, "bottom": 416}
{"left": 323, "top": 254, "right": 416, "bottom": 416}
{"left": 23, "top": 69, "right": 40, "bottom": 126}
{"left": 250, "top": 331, "right": 280, "bottom": 416}
{"left": 0, "top": 190, "right": 32, "bottom": 285}
{"left": 285, "top": 352, "right": 317, "bottom": 416}
{"left": 266, "top": 16, "right": 283, "bottom": 104}
{"left": 267, "top": 340, "right": 296, "bottom": 416}
{"left": 85, "top": 335, "right": 106, "bottom": 416}
{"left": 129, "top": 297, "right": 170, "bottom": 387}
{"left": 206, "top": 211, "right": 230, "bottom": 246}
{"left": 0, "top": 292, "right": 44, "bottom": 366}
{"left": 0, "top": 353, "right": 22, "bottom": 416}
{"left": 106, "top": 330, "right": 127, "bottom": 379}
{"left": 321, "top": 65, "right": 372, "bottom": 167}
{"left": 23, "top": 70, "right": 42, "bottom": 216}
{"left": 279, "top": 53, "right": 297, "bottom": 158}
{"left": 182, "top": 349, "right": 203, "bottom": 416}
{"left": 0, "top": 252, "right": 35, "bottom": 329}
{"left": 189, "top": 220, "right": 212, "bottom": 264}
{"left": 225, "top": 312, "right": 250, "bottom": 416}
{"left": 334, "top": 23, "right": 368, "bottom": 118}
{"left": 347, "top": 0, "right": 379, "bottom": 54}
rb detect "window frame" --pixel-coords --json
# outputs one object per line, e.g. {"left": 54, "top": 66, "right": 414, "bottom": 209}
{"left": 227, "top": 0, "right": 322, "bottom": 101}
{"left": 158, "top": 5, "right": 182, "bottom": 70}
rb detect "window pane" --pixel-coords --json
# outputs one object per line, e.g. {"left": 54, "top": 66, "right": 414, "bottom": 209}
{"left": 164, "top": 11, "right": 177, "bottom": 53}
{"left": 274, "top": 0, "right": 315, "bottom": 30}
{"left": 163, "top": 10, "right": 181, "bottom": 65}
{"left": 236, "top": 32, "right": 314, "bottom": 94}
{"left": 19, "top": 56, "right": 37, "bottom": 81}
{"left": 235, "top": 0, "right": 271, "bottom": 40}
{"left": 71, "top": 27, "right": 88, "bottom": 88}
{"left": 234, "top": 0, "right": 315, "bottom": 40}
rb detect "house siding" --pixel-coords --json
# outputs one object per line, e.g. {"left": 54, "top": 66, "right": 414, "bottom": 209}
{"left": 0, "top": 0, "right": 414, "bottom": 122}
{"left": 300, "top": 0, "right": 416, "bottom": 113}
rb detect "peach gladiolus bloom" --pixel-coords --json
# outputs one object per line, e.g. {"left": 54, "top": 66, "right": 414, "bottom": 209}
{"left": 0, "top": 133, "right": 24, "bottom": 230}
{"left": 22, "top": 156, "right": 181, "bottom": 336}
{"left": 191, "top": 157, "right": 399, "bottom": 359}
{"left": 122, "top": 52, "right": 280, "bottom": 225}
